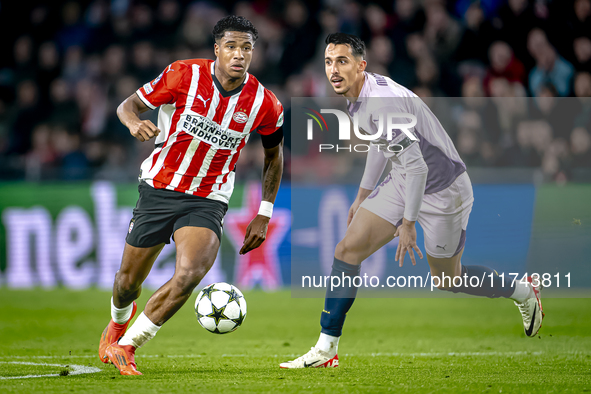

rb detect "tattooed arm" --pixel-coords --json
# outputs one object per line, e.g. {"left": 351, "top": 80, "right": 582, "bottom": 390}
{"left": 261, "top": 141, "right": 284, "bottom": 203}
{"left": 239, "top": 139, "right": 284, "bottom": 254}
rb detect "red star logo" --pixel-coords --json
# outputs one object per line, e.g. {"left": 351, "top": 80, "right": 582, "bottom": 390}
{"left": 224, "top": 182, "right": 290, "bottom": 290}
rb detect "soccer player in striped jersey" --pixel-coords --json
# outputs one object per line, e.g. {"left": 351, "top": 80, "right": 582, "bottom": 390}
{"left": 98, "top": 16, "right": 284, "bottom": 375}
{"left": 280, "top": 33, "right": 544, "bottom": 369}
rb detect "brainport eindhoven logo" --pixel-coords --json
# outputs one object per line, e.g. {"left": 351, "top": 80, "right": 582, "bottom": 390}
{"left": 304, "top": 107, "right": 417, "bottom": 153}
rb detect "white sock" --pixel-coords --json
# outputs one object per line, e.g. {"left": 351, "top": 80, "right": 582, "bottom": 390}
{"left": 111, "top": 297, "right": 133, "bottom": 324}
{"left": 510, "top": 281, "right": 533, "bottom": 303}
{"left": 315, "top": 333, "right": 339, "bottom": 356}
{"left": 118, "top": 312, "right": 161, "bottom": 349}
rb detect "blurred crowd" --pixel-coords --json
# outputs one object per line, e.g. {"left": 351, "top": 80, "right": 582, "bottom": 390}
{"left": 0, "top": 0, "right": 590, "bottom": 183}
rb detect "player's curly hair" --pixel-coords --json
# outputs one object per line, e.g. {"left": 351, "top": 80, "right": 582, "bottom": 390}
{"left": 212, "top": 15, "right": 259, "bottom": 43}
{"left": 325, "top": 33, "right": 366, "bottom": 59}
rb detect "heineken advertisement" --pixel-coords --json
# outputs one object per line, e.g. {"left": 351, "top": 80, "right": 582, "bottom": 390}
{"left": 0, "top": 181, "right": 292, "bottom": 290}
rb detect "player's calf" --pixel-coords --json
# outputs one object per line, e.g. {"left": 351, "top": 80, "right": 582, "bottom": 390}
{"left": 428, "top": 253, "right": 545, "bottom": 336}
{"left": 115, "top": 263, "right": 210, "bottom": 353}
{"left": 113, "top": 243, "right": 165, "bottom": 306}
{"left": 144, "top": 264, "right": 211, "bottom": 326}
{"left": 427, "top": 253, "right": 514, "bottom": 297}
{"left": 112, "top": 267, "right": 208, "bottom": 371}
{"left": 280, "top": 258, "right": 356, "bottom": 369}
{"left": 173, "top": 266, "right": 210, "bottom": 295}
{"left": 435, "top": 264, "right": 515, "bottom": 298}
{"left": 113, "top": 271, "right": 143, "bottom": 305}
{"left": 320, "top": 258, "right": 361, "bottom": 337}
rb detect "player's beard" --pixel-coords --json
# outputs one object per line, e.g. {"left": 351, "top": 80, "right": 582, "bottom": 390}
{"left": 330, "top": 77, "right": 350, "bottom": 95}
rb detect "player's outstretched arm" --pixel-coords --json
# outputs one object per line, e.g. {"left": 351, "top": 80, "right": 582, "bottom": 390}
{"left": 239, "top": 139, "right": 284, "bottom": 255}
{"left": 395, "top": 144, "right": 428, "bottom": 267}
{"left": 117, "top": 93, "right": 161, "bottom": 142}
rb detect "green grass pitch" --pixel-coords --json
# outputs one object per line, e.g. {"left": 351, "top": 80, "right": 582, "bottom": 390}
{"left": 0, "top": 288, "right": 590, "bottom": 393}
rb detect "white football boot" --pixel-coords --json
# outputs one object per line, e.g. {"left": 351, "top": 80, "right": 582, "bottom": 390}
{"left": 514, "top": 276, "right": 545, "bottom": 337}
{"left": 280, "top": 347, "right": 339, "bottom": 369}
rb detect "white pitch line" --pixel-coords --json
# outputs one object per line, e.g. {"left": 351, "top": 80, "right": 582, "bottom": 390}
{"left": 0, "top": 362, "right": 101, "bottom": 380}
{"left": 364, "top": 351, "right": 546, "bottom": 357}
{"left": 0, "top": 351, "right": 561, "bottom": 361}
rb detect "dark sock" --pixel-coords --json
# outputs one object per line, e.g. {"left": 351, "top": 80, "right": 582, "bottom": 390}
{"left": 447, "top": 265, "right": 514, "bottom": 298}
{"left": 320, "top": 258, "right": 361, "bottom": 337}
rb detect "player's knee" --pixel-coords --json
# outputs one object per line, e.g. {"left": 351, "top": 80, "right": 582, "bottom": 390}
{"left": 173, "top": 267, "right": 208, "bottom": 294}
{"left": 334, "top": 241, "right": 346, "bottom": 259}
{"left": 115, "top": 270, "right": 142, "bottom": 296}
{"left": 335, "top": 238, "right": 364, "bottom": 264}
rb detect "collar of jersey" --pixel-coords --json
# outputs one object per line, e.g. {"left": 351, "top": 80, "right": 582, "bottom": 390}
{"left": 346, "top": 72, "right": 369, "bottom": 114}
{"left": 211, "top": 61, "right": 248, "bottom": 98}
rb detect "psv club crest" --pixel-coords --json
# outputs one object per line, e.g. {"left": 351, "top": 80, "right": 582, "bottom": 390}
{"left": 233, "top": 111, "right": 248, "bottom": 123}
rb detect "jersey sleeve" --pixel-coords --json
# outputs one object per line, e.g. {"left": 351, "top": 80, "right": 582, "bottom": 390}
{"left": 399, "top": 143, "right": 428, "bottom": 221}
{"left": 371, "top": 103, "right": 419, "bottom": 157}
{"left": 136, "top": 61, "right": 188, "bottom": 110}
{"left": 257, "top": 91, "right": 284, "bottom": 136}
{"left": 359, "top": 143, "right": 389, "bottom": 190}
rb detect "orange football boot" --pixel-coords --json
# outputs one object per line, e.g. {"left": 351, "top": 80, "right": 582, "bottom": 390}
{"left": 98, "top": 301, "right": 137, "bottom": 363}
{"left": 105, "top": 343, "right": 142, "bottom": 376}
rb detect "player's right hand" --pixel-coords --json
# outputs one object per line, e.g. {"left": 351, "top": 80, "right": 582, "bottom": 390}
{"left": 394, "top": 219, "right": 423, "bottom": 267}
{"left": 129, "top": 120, "right": 160, "bottom": 142}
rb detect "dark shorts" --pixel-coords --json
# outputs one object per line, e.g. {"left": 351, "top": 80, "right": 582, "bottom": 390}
{"left": 126, "top": 182, "right": 228, "bottom": 248}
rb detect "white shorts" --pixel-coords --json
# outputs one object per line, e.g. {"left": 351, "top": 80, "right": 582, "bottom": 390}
{"left": 360, "top": 171, "right": 474, "bottom": 258}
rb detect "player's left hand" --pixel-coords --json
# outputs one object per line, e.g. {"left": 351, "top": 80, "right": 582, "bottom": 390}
{"left": 239, "top": 215, "right": 270, "bottom": 254}
{"left": 394, "top": 219, "right": 424, "bottom": 267}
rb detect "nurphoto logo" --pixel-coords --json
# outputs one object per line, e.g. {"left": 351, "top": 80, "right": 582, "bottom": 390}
{"left": 304, "top": 107, "right": 417, "bottom": 153}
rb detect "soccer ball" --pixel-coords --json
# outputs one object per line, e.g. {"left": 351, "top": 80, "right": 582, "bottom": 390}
{"left": 194, "top": 282, "right": 247, "bottom": 334}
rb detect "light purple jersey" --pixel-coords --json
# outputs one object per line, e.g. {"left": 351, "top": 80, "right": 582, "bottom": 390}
{"left": 347, "top": 72, "right": 466, "bottom": 194}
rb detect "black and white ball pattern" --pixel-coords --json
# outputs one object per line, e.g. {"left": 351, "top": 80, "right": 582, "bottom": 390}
{"left": 195, "top": 282, "right": 247, "bottom": 334}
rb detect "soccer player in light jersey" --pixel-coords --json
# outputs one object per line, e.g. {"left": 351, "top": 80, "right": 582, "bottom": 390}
{"left": 280, "top": 33, "right": 544, "bottom": 369}
{"left": 98, "top": 16, "right": 284, "bottom": 375}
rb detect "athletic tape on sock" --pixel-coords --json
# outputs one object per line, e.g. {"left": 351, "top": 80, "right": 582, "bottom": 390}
{"left": 118, "top": 312, "right": 160, "bottom": 349}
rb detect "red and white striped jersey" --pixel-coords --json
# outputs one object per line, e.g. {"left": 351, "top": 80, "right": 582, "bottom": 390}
{"left": 135, "top": 59, "right": 284, "bottom": 204}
